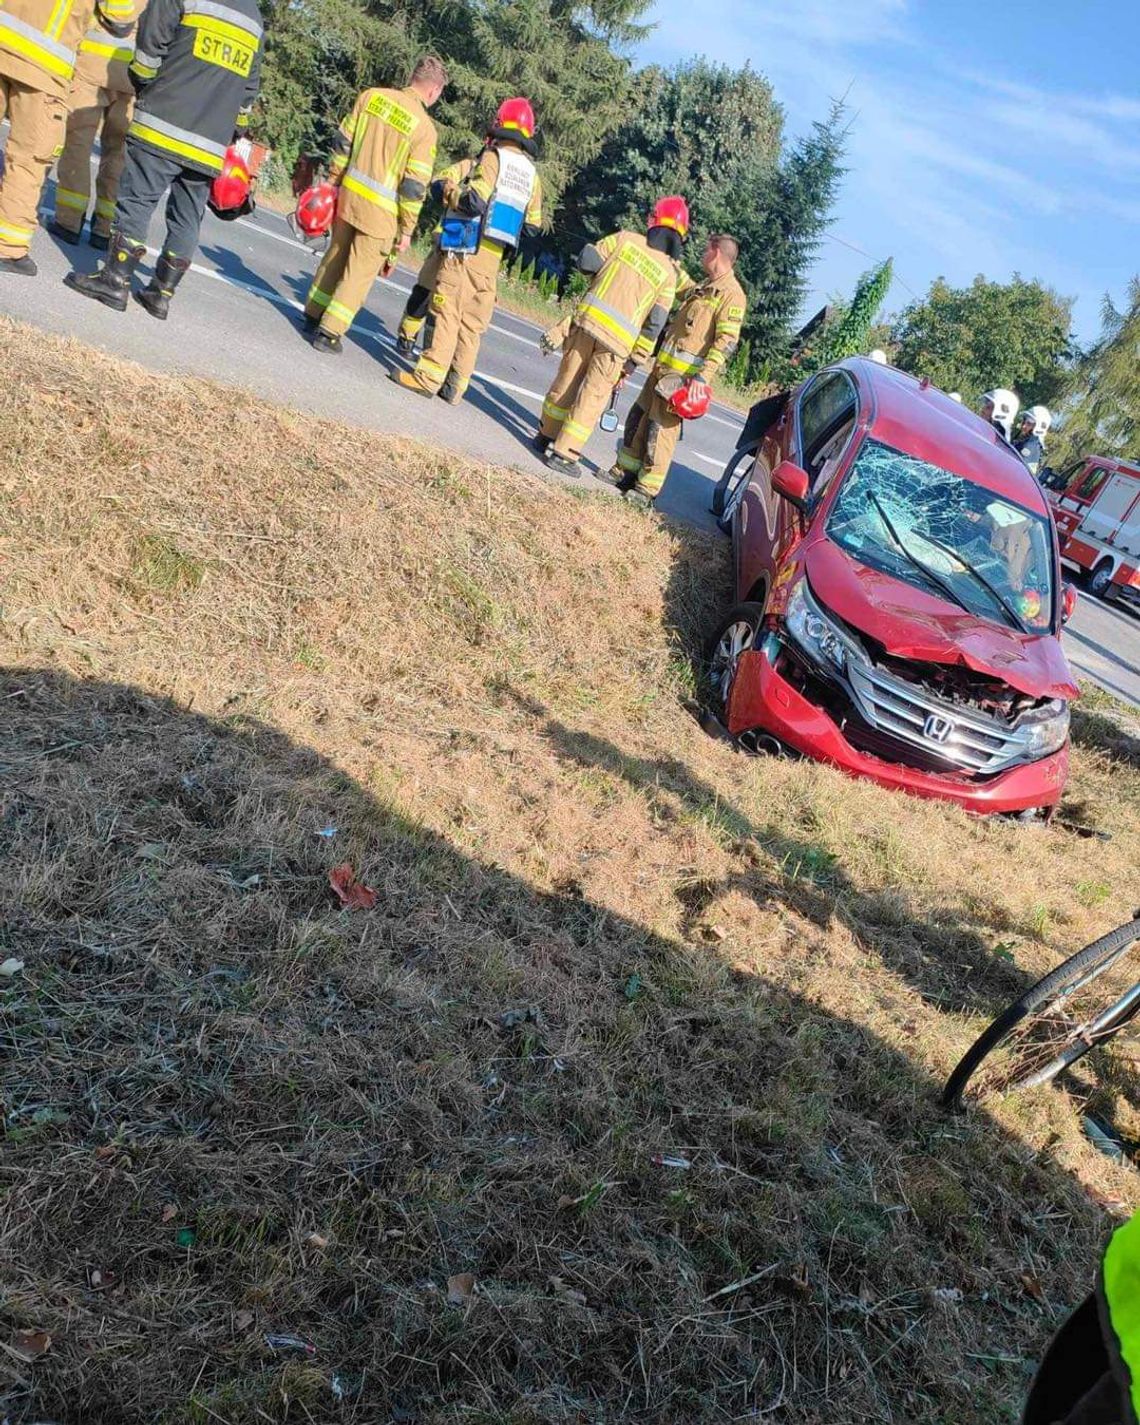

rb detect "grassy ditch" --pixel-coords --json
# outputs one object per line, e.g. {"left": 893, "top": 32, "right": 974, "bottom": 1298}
{"left": 1, "top": 317, "right": 1139, "bottom": 1423}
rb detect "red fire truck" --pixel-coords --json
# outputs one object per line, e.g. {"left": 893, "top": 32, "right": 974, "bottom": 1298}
{"left": 1046, "top": 457, "right": 1140, "bottom": 601}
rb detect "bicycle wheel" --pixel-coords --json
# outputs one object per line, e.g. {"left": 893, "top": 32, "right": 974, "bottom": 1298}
{"left": 942, "top": 915, "right": 1140, "bottom": 1109}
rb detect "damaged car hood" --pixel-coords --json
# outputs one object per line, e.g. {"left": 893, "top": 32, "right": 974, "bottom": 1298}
{"left": 806, "top": 541, "right": 1080, "bottom": 701}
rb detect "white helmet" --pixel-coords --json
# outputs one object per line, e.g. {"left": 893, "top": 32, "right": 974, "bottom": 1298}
{"left": 981, "top": 388, "right": 1019, "bottom": 440}
{"left": 1027, "top": 404, "right": 1052, "bottom": 437}
{"left": 868, "top": 348, "right": 888, "bottom": 365}
{"left": 948, "top": 391, "right": 963, "bottom": 403}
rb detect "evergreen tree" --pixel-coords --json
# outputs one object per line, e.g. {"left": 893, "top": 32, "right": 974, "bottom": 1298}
{"left": 1051, "top": 279, "right": 1140, "bottom": 467}
{"left": 813, "top": 259, "right": 894, "bottom": 367}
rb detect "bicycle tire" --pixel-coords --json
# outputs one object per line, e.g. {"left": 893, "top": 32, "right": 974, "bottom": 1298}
{"left": 941, "top": 915, "right": 1140, "bottom": 1110}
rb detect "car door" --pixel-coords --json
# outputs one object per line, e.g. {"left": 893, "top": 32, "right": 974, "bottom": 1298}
{"left": 735, "top": 393, "right": 794, "bottom": 604}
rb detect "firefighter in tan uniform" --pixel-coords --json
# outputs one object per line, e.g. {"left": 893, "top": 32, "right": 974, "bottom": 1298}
{"left": 390, "top": 98, "right": 542, "bottom": 404}
{"left": 604, "top": 232, "right": 746, "bottom": 507}
{"left": 48, "top": 0, "right": 148, "bottom": 248}
{"left": 395, "top": 153, "right": 474, "bottom": 353}
{"left": 537, "top": 195, "right": 688, "bottom": 479}
{"left": 0, "top": 0, "right": 134, "bottom": 273}
{"left": 304, "top": 54, "right": 445, "bottom": 356}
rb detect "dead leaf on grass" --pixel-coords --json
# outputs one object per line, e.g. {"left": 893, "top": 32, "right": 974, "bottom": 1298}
{"left": 161, "top": 1203, "right": 178, "bottom": 1223}
{"left": 307, "top": 1232, "right": 330, "bottom": 1250}
{"left": 1020, "top": 1272, "right": 1045, "bottom": 1302}
{"left": 86, "top": 1266, "right": 117, "bottom": 1291}
{"left": 446, "top": 1272, "right": 476, "bottom": 1307}
{"left": 10, "top": 1329, "right": 52, "bottom": 1361}
{"left": 328, "top": 862, "right": 378, "bottom": 911}
{"left": 0, "top": 957, "right": 25, "bottom": 977}
{"left": 234, "top": 1310, "right": 255, "bottom": 1332}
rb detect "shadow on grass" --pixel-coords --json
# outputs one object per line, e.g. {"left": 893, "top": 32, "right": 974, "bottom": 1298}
{"left": 0, "top": 668, "right": 1110, "bottom": 1425}
{"left": 1071, "top": 704, "right": 1140, "bottom": 768}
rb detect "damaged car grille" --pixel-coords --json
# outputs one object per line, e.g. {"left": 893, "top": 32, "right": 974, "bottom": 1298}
{"left": 845, "top": 660, "right": 1030, "bottom": 775}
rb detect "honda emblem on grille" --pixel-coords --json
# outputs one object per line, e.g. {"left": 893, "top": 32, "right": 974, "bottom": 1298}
{"left": 923, "top": 713, "right": 955, "bottom": 744}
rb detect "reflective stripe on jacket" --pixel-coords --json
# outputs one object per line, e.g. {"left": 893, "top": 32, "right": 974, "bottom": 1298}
{"left": 1100, "top": 1213, "right": 1140, "bottom": 1423}
{"left": 75, "top": 0, "right": 146, "bottom": 91}
{"left": 0, "top": 0, "right": 131, "bottom": 95}
{"left": 127, "top": 0, "right": 262, "bottom": 174}
{"left": 656, "top": 267, "right": 747, "bottom": 379}
{"left": 572, "top": 230, "right": 678, "bottom": 362}
{"left": 330, "top": 85, "right": 437, "bottom": 241}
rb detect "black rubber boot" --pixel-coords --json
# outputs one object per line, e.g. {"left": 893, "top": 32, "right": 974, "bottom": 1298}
{"left": 544, "top": 450, "right": 583, "bottom": 480}
{"left": 134, "top": 251, "right": 190, "bottom": 320}
{"left": 596, "top": 465, "right": 637, "bottom": 491}
{"left": 0, "top": 254, "right": 37, "bottom": 276}
{"left": 46, "top": 219, "right": 82, "bottom": 246}
{"left": 312, "top": 330, "right": 343, "bottom": 355}
{"left": 532, "top": 434, "right": 551, "bottom": 455}
{"left": 64, "top": 231, "right": 145, "bottom": 311}
{"left": 89, "top": 228, "right": 110, "bottom": 252}
{"left": 438, "top": 374, "right": 463, "bottom": 405}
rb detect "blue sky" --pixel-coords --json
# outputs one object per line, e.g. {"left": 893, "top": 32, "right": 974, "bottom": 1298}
{"left": 639, "top": 0, "right": 1140, "bottom": 344}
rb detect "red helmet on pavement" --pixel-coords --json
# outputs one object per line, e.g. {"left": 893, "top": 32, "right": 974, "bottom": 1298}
{"left": 496, "top": 97, "right": 535, "bottom": 140}
{"left": 668, "top": 378, "right": 711, "bottom": 421}
{"left": 650, "top": 195, "right": 690, "bottom": 239}
{"left": 295, "top": 182, "right": 336, "bottom": 238}
{"left": 209, "top": 145, "right": 253, "bottom": 219}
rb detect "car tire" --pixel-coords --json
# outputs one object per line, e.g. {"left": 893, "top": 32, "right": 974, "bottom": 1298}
{"left": 1088, "top": 559, "right": 1116, "bottom": 600}
{"left": 706, "top": 601, "right": 767, "bottom": 715}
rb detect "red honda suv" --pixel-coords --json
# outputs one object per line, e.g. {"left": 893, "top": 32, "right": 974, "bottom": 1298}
{"left": 707, "top": 358, "right": 1079, "bottom": 816}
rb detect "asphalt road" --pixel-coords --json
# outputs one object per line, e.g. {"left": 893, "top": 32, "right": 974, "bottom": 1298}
{"left": 2, "top": 185, "right": 1138, "bottom": 709}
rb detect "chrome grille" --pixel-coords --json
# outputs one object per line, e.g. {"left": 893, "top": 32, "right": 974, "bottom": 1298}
{"left": 846, "top": 661, "right": 1029, "bottom": 774}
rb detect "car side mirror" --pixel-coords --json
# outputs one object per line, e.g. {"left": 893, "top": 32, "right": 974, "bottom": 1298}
{"left": 1062, "top": 583, "right": 1077, "bottom": 625}
{"left": 771, "top": 460, "right": 810, "bottom": 509}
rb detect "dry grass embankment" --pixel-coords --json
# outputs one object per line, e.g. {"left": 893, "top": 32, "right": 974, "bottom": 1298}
{"left": 2, "top": 315, "right": 1140, "bottom": 1424}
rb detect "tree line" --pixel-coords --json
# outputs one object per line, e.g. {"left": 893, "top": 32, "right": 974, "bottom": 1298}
{"left": 256, "top": 0, "right": 1135, "bottom": 450}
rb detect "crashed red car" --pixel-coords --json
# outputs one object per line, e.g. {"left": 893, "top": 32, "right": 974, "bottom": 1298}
{"left": 708, "top": 358, "right": 1080, "bottom": 816}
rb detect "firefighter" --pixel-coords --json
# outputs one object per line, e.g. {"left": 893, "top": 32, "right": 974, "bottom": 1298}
{"left": 1013, "top": 405, "right": 1051, "bottom": 477}
{"left": 1022, "top": 1210, "right": 1140, "bottom": 1424}
{"left": 47, "top": 0, "right": 148, "bottom": 249}
{"left": 980, "top": 388, "right": 1019, "bottom": 442}
{"left": 395, "top": 153, "right": 475, "bottom": 354}
{"left": 0, "top": 0, "right": 134, "bottom": 274}
{"left": 537, "top": 196, "right": 688, "bottom": 479}
{"left": 601, "top": 231, "right": 746, "bottom": 508}
{"left": 303, "top": 55, "right": 445, "bottom": 356}
{"left": 390, "top": 97, "right": 542, "bottom": 404}
{"left": 64, "top": 0, "right": 263, "bottom": 316}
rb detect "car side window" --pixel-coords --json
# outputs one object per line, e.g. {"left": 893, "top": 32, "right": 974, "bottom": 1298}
{"left": 797, "top": 373, "right": 858, "bottom": 486}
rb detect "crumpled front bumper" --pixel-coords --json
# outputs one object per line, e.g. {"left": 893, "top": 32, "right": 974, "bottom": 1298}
{"left": 725, "top": 644, "right": 1069, "bottom": 814}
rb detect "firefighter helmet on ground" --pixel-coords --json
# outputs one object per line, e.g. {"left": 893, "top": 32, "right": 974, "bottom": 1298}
{"left": 209, "top": 146, "right": 253, "bottom": 220}
{"left": 650, "top": 195, "right": 690, "bottom": 239}
{"left": 296, "top": 183, "right": 337, "bottom": 238}
{"left": 496, "top": 98, "right": 535, "bottom": 140}
{"left": 668, "top": 378, "right": 711, "bottom": 421}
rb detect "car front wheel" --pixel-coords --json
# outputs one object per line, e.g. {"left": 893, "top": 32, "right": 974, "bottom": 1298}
{"left": 706, "top": 601, "right": 767, "bottom": 713}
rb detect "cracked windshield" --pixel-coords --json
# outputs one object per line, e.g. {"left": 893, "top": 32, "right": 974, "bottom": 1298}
{"left": 827, "top": 439, "right": 1054, "bottom": 632}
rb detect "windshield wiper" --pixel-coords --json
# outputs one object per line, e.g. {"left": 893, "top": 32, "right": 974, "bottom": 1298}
{"left": 866, "top": 491, "right": 972, "bottom": 616}
{"left": 909, "top": 528, "right": 1027, "bottom": 633}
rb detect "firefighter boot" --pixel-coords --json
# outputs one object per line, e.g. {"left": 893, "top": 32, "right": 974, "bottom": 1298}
{"left": 0, "top": 254, "right": 37, "bottom": 276}
{"left": 65, "top": 232, "right": 146, "bottom": 311}
{"left": 596, "top": 465, "right": 638, "bottom": 492}
{"left": 46, "top": 218, "right": 82, "bottom": 246}
{"left": 135, "top": 252, "right": 191, "bottom": 321}
{"left": 312, "top": 331, "right": 343, "bottom": 356}
{"left": 438, "top": 372, "right": 464, "bottom": 405}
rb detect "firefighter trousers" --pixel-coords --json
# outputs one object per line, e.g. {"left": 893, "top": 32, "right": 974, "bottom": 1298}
{"left": 410, "top": 253, "right": 497, "bottom": 397}
{"left": 114, "top": 141, "right": 211, "bottom": 261}
{"left": 617, "top": 374, "right": 683, "bottom": 499}
{"left": 0, "top": 77, "right": 66, "bottom": 260}
{"left": 306, "top": 216, "right": 394, "bottom": 338}
{"left": 397, "top": 243, "right": 442, "bottom": 345}
{"left": 54, "top": 79, "right": 134, "bottom": 238}
{"left": 540, "top": 326, "right": 625, "bottom": 460}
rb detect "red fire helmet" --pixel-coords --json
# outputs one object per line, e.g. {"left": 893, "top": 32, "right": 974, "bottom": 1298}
{"left": 496, "top": 97, "right": 535, "bottom": 140}
{"left": 650, "top": 194, "right": 690, "bottom": 239}
{"left": 295, "top": 182, "right": 336, "bottom": 238}
{"left": 668, "top": 378, "right": 711, "bottom": 421}
{"left": 209, "top": 146, "right": 252, "bottom": 216}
